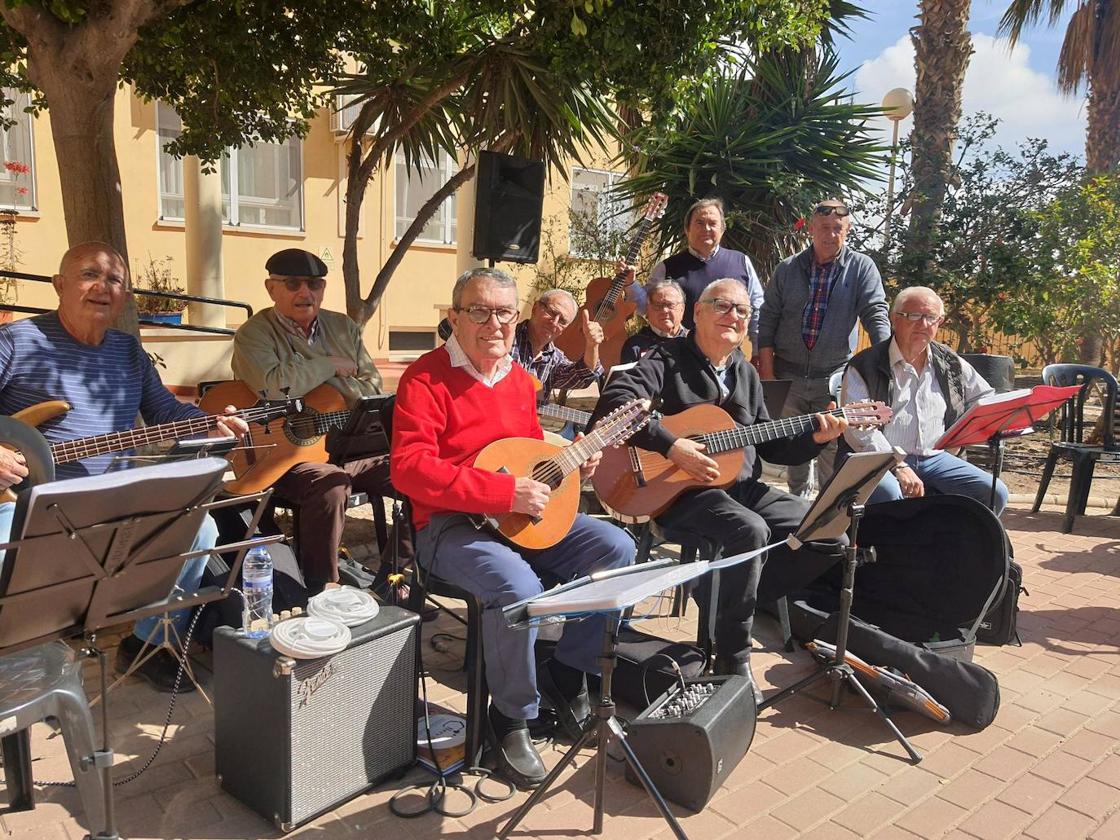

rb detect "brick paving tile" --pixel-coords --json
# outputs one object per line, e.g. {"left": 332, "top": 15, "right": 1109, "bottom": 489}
{"left": 1024, "top": 803, "right": 1098, "bottom": 839}
{"left": 876, "top": 767, "right": 945, "bottom": 805}
{"left": 1085, "top": 711, "right": 1120, "bottom": 739}
{"left": 921, "top": 742, "right": 989, "bottom": 779}
{"left": 802, "top": 820, "right": 864, "bottom": 839}
{"left": 1013, "top": 687, "right": 1068, "bottom": 715}
{"left": 1091, "top": 809, "right": 1120, "bottom": 840}
{"left": 1020, "top": 655, "right": 1072, "bottom": 679}
{"left": 995, "top": 772, "right": 1066, "bottom": 816}
{"left": 831, "top": 791, "right": 901, "bottom": 835}
{"left": 763, "top": 754, "right": 833, "bottom": 796}
{"left": 818, "top": 760, "right": 890, "bottom": 802}
{"left": 1087, "top": 673, "right": 1120, "bottom": 699}
{"left": 1002, "top": 725, "right": 1063, "bottom": 758}
{"left": 750, "top": 728, "right": 825, "bottom": 764}
{"left": 1064, "top": 656, "right": 1115, "bottom": 680}
{"left": 994, "top": 669, "right": 1045, "bottom": 695}
{"left": 950, "top": 724, "right": 1013, "bottom": 756}
{"left": 972, "top": 745, "right": 1037, "bottom": 781}
{"left": 955, "top": 799, "right": 1033, "bottom": 840}
{"left": 1065, "top": 689, "right": 1119, "bottom": 718}
{"left": 866, "top": 825, "right": 925, "bottom": 840}
{"left": 769, "top": 786, "right": 847, "bottom": 832}
{"left": 1058, "top": 777, "right": 1120, "bottom": 821}
{"left": 936, "top": 769, "right": 1004, "bottom": 810}
{"left": 1089, "top": 754, "right": 1120, "bottom": 788}
{"left": 1035, "top": 706, "right": 1091, "bottom": 737}
{"left": 1030, "top": 749, "right": 1095, "bottom": 787}
{"left": 737, "top": 813, "right": 800, "bottom": 840}
{"left": 719, "top": 749, "right": 778, "bottom": 790}
{"left": 808, "top": 739, "right": 872, "bottom": 772}
{"left": 650, "top": 805, "right": 738, "bottom": 840}
{"left": 1061, "top": 729, "right": 1118, "bottom": 763}
{"left": 708, "top": 779, "right": 785, "bottom": 824}
{"left": 895, "top": 794, "right": 969, "bottom": 837}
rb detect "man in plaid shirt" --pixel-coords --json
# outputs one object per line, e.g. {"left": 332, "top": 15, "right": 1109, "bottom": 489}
{"left": 511, "top": 289, "right": 604, "bottom": 400}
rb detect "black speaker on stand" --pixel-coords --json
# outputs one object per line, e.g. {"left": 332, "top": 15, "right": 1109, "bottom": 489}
{"left": 473, "top": 150, "right": 545, "bottom": 264}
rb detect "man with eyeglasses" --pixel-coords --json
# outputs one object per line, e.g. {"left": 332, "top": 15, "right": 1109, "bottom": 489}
{"left": 392, "top": 267, "right": 632, "bottom": 788}
{"left": 592, "top": 279, "right": 847, "bottom": 704}
{"left": 232, "top": 248, "right": 410, "bottom": 593}
{"left": 840, "top": 286, "right": 1008, "bottom": 515}
{"left": 511, "top": 289, "right": 603, "bottom": 398}
{"left": 758, "top": 198, "right": 891, "bottom": 498}
{"left": 620, "top": 279, "right": 689, "bottom": 363}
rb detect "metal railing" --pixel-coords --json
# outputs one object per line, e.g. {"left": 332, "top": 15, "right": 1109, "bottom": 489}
{"left": 0, "top": 269, "right": 253, "bottom": 336}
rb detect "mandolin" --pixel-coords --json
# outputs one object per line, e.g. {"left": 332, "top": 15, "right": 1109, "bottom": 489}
{"left": 553, "top": 192, "right": 668, "bottom": 374}
{"left": 592, "top": 401, "right": 893, "bottom": 518}
{"left": 471, "top": 398, "right": 650, "bottom": 550}
{"left": 0, "top": 395, "right": 301, "bottom": 503}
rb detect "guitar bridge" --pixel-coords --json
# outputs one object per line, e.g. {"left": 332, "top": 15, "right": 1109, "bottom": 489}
{"left": 627, "top": 446, "right": 646, "bottom": 487}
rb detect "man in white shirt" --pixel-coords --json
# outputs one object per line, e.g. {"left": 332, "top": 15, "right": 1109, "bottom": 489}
{"left": 840, "top": 286, "right": 1009, "bottom": 516}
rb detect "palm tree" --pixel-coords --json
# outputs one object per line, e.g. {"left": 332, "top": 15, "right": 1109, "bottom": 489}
{"left": 905, "top": 0, "right": 974, "bottom": 284}
{"left": 999, "top": 0, "right": 1120, "bottom": 174}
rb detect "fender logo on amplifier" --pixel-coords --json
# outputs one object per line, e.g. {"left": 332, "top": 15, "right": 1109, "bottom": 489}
{"left": 297, "top": 662, "right": 337, "bottom": 708}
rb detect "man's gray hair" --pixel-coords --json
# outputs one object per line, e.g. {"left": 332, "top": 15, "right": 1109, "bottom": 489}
{"left": 645, "top": 279, "right": 685, "bottom": 303}
{"left": 698, "top": 277, "right": 748, "bottom": 303}
{"left": 683, "top": 197, "right": 725, "bottom": 229}
{"left": 451, "top": 267, "right": 518, "bottom": 309}
{"left": 536, "top": 288, "right": 577, "bottom": 310}
{"left": 892, "top": 286, "right": 944, "bottom": 315}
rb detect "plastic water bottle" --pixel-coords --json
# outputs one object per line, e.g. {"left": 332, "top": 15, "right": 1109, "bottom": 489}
{"left": 242, "top": 546, "right": 273, "bottom": 638}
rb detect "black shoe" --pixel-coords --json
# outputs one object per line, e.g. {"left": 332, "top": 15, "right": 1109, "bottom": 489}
{"left": 115, "top": 635, "right": 196, "bottom": 694}
{"left": 538, "top": 659, "right": 592, "bottom": 742}
{"left": 714, "top": 654, "right": 763, "bottom": 708}
{"left": 487, "top": 707, "right": 546, "bottom": 788}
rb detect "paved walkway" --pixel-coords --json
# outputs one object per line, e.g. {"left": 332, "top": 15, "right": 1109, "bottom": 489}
{"left": 3, "top": 503, "right": 1119, "bottom": 839}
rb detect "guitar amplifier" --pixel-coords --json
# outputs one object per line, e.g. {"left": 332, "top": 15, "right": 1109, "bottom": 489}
{"left": 213, "top": 606, "right": 419, "bottom": 830}
{"left": 625, "top": 674, "right": 756, "bottom": 812}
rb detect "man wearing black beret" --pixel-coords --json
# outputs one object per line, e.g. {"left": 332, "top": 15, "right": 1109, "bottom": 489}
{"left": 232, "top": 248, "right": 408, "bottom": 592}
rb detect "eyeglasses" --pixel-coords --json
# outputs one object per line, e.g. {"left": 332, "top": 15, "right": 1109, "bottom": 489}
{"left": 271, "top": 276, "right": 327, "bottom": 292}
{"left": 536, "top": 302, "right": 572, "bottom": 328}
{"left": 649, "top": 299, "right": 684, "bottom": 311}
{"left": 455, "top": 305, "right": 519, "bottom": 325}
{"left": 814, "top": 204, "right": 850, "bottom": 217}
{"left": 895, "top": 312, "right": 943, "bottom": 326}
{"left": 704, "top": 298, "right": 751, "bottom": 319}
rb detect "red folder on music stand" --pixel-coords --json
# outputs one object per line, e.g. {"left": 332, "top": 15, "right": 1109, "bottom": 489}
{"left": 933, "top": 384, "right": 1082, "bottom": 509}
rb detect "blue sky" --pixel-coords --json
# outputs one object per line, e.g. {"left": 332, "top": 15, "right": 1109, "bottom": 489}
{"left": 836, "top": 0, "right": 1086, "bottom": 160}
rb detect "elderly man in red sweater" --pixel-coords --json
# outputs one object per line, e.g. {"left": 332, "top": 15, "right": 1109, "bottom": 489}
{"left": 391, "top": 267, "right": 632, "bottom": 789}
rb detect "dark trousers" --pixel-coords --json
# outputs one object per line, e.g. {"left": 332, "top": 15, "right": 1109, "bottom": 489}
{"left": 656, "top": 480, "right": 840, "bottom": 661}
{"left": 273, "top": 457, "right": 413, "bottom": 585}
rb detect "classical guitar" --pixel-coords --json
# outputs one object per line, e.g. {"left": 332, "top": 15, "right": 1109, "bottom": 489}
{"left": 472, "top": 398, "right": 649, "bottom": 550}
{"left": 198, "top": 380, "right": 370, "bottom": 494}
{"left": 592, "top": 401, "right": 893, "bottom": 518}
{"left": 537, "top": 402, "right": 592, "bottom": 428}
{"left": 0, "top": 395, "right": 301, "bottom": 503}
{"left": 553, "top": 192, "right": 668, "bottom": 374}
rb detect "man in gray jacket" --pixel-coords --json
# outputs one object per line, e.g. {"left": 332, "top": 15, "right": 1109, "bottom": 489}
{"left": 757, "top": 199, "right": 891, "bottom": 496}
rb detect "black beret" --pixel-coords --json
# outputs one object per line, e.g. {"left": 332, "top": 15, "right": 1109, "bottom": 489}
{"left": 265, "top": 248, "right": 328, "bottom": 278}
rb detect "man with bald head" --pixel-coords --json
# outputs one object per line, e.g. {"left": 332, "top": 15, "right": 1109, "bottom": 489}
{"left": 841, "top": 286, "right": 1009, "bottom": 515}
{"left": 0, "top": 242, "right": 247, "bottom": 692}
{"left": 592, "top": 278, "right": 848, "bottom": 703}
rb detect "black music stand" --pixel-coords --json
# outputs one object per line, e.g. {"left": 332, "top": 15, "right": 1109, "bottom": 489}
{"left": 0, "top": 459, "right": 280, "bottom": 840}
{"left": 756, "top": 451, "right": 924, "bottom": 764}
{"left": 498, "top": 559, "right": 714, "bottom": 840}
{"left": 326, "top": 394, "right": 392, "bottom": 465}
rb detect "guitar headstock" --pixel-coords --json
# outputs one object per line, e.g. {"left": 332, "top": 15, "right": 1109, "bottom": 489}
{"left": 596, "top": 398, "right": 651, "bottom": 444}
{"left": 643, "top": 192, "right": 668, "bottom": 222}
{"left": 841, "top": 401, "right": 893, "bottom": 429}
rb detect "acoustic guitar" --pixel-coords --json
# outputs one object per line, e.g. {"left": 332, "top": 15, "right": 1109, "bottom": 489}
{"left": 471, "top": 398, "right": 649, "bottom": 550}
{"left": 0, "top": 396, "right": 300, "bottom": 503}
{"left": 537, "top": 402, "right": 592, "bottom": 428}
{"left": 592, "top": 401, "right": 893, "bottom": 518}
{"left": 198, "top": 380, "right": 362, "bottom": 494}
{"left": 553, "top": 192, "right": 668, "bottom": 374}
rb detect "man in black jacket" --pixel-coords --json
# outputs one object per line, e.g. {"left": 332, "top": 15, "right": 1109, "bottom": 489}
{"left": 592, "top": 279, "right": 847, "bottom": 701}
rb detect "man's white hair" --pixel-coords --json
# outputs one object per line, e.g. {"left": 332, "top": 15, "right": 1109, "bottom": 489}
{"left": 891, "top": 286, "right": 944, "bottom": 315}
{"left": 698, "top": 278, "right": 748, "bottom": 303}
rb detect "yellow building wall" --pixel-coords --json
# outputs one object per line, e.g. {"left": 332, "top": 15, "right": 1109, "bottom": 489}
{"left": 4, "top": 86, "right": 625, "bottom": 389}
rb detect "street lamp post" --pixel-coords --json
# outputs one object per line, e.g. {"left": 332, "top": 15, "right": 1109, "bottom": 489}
{"left": 881, "top": 88, "right": 914, "bottom": 238}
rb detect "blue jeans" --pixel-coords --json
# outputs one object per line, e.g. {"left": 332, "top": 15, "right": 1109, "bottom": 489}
{"left": 417, "top": 513, "right": 633, "bottom": 720}
{"left": 0, "top": 502, "right": 218, "bottom": 642}
{"left": 868, "top": 451, "right": 1009, "bottom": 517}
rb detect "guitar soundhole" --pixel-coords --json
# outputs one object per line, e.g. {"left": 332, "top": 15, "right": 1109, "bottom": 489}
{"left": 531, "top": 460, "right": 563, "bottom": 490}
{"left": 284, "top": 412, "right": 322, "bottom": 446}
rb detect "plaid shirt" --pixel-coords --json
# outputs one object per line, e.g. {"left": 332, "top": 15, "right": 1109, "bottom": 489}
{"left": 511, "top": 320, "right": 603, "bottom": 399}
{"left": 801, "top": 258, "right": 840, "bottom": 350}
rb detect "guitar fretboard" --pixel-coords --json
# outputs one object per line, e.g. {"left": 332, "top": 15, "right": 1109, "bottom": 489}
{"left": 594, "top": 215, "right": 656, "bottom": 319}
{"left": 531, "top": 401, "right": 646, "bottom": 488}
{"left": 537, "top": 403, "right": 592, "bottom": 426}
{"left": 698, "top": 407, "right": 850, "bottom": 454}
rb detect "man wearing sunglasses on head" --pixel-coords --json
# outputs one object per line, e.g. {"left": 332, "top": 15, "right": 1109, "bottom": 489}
{"left": 232, "top": 248, "right": 410, "bottom": 593}
{"left": 757, "top": 199, "right": 891, "bottom": 498}
{"left": 839, "top": 286, "right": 1008, "bottom": 515}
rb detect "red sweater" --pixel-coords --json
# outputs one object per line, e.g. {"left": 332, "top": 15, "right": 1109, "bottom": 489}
{"left": 391, "top": 347, "right": 543, "bottom": 531}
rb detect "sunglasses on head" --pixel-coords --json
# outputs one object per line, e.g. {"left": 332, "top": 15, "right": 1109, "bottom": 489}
{"left": 814, "top": 204, "right": 850, "bottom": 217}
{"left": 272, "top": 276, "right": 326, "bottom": 292}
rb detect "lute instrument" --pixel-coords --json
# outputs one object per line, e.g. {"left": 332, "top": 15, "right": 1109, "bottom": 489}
{"left": 592, "top": 401, "right": 893, "bottom": 518}
{"left": 553, "top": 192, "right": 668, "bottom": 374}
{"left": 471, "top": 398, "right": 649, "bottom": 550}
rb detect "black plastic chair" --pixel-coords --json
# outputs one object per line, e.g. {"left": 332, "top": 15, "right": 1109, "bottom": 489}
{"left": 1032, "top": 364, "right": 1120, "bottom": 533}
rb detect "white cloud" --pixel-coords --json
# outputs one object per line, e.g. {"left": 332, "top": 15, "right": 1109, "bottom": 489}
{"left": 853, "top": 33, "right": 1087, "bottom": 159}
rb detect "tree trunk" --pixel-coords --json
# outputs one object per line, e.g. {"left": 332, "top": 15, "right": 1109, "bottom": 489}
{"left": 906, "top": 0, "right": 974, "bottom": 284}
{"left": 1085, "top": 71, "right": 1120, "bottom": 173}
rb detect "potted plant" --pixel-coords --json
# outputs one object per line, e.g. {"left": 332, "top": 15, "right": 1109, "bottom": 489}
{"left": 135, "top": 255, "right": 187, "bottom": 325}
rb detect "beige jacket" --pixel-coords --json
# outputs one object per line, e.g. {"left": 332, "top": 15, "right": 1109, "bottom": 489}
{"left": 232, "top": 308, "right": 382, "bottom": 406}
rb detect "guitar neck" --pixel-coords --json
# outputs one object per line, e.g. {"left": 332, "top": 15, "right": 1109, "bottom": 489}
{"left": 594, "top": 216, "right": 655, "bottom": 318}
{"left": 534, "top": 402, "right": 646, "bottom": 485}
{"left": 537, "top": 403, "right": 592, "bottom": 426}
{"left": 701, "top": 407, "right": 847, "bottom": 454}
{"left": 49, "top": 414, "right": 222, "bottom": 465}
{"left": 309, "top": 409, "right": 352, "bottom": 436}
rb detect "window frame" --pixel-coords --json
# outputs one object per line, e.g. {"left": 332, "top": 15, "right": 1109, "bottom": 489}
{"left": 394, "top": 149, "right": 457, "bottom": 246}
{"left": 0, "top": 90, "right": 38, "bottom": 212}
{"left": 569, "top": 166, "right": 632, "bottom": 260}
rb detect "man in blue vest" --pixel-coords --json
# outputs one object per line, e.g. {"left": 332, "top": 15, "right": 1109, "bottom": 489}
{"left": 647, "top": 198, "right": 765, "bottom": 349}
{"left": 757, "top": 199, "right": 891, "bottom": 497}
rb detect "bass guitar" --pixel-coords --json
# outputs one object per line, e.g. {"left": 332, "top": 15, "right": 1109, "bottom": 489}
{"left": 0, "top": 395, "right": 301, "bottom": 503}
{"left": 198, "top": 380, "right": 367, "bottom": 494}
{"left": 592, "top": 401, "right": 893, "bottom": 518}
{"left": 553, "top": 192, "right": 668, "bottom": 374}
{"left": 472, "top": 398, "right": 649, "bottom": 550}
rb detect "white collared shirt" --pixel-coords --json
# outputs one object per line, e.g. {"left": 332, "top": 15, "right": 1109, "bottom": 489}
{"left": 841, "top": 339, "right": 993, "bottom": 456}
{"left": 444, "top": 334, "right": 514, "bottom": 387}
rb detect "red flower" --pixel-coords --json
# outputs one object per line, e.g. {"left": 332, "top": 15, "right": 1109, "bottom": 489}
{"left": 15, "top": 187, "right": 28, "bottom": 196}
{"left": 793, "top": 217, "right": 806, "bottom": 231}
{"left": 4, "top": 161, "right": 29, "bottom": 175}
